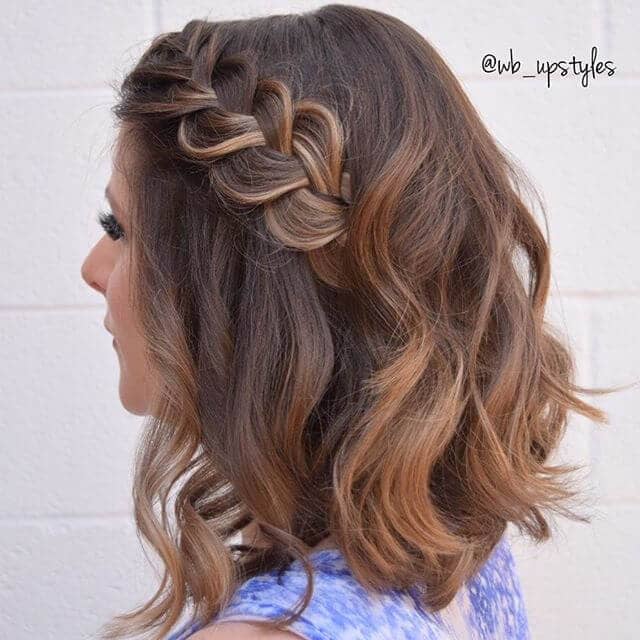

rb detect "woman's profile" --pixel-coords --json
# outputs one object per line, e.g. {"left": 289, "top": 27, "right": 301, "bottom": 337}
{"left": 80, "top": 4, "right": 627, "bottom": 639}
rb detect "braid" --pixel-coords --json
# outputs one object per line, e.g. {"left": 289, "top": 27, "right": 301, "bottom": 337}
{"left": 125, "top": 24, "right": 354, "bottom": 251}
{"left": 176, "top": 77, "right": 353, "bottom": 250}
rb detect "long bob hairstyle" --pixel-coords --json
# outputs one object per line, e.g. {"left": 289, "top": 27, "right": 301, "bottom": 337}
{"left": 97, "top": 4, "right": 630, "bottom": 639}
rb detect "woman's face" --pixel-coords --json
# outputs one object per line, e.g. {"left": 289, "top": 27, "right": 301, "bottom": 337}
{"left": 81, "top": 138, "right": 152, "bottom": 415}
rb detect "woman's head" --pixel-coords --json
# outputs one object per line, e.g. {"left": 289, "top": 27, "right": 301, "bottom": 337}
{"left": 86, "top": 5, "right": 618, "bottom": 640}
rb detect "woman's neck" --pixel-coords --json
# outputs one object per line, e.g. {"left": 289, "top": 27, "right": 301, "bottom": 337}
{"left": 240, "top": 520, "right": 334, "bottom": 552}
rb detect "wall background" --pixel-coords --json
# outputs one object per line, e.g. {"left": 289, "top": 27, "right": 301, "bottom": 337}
{"left": 0, "top": 1, "right": 638, "bottom": 638}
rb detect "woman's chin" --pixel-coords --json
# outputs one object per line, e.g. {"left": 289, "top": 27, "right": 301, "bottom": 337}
{"left": 118, "top": 386, "right": 147, "bottom": 416}
{"left": 117, "top": 372, "right": 148, "bottom": 416}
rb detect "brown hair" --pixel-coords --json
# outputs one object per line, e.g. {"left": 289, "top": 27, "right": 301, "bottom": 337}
{"left": 96, "top": 4, "right": 635, "bottom": 639}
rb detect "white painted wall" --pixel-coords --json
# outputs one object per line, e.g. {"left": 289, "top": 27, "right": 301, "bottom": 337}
{"left": 1, "top": 1, "right": 637, "bottom": 638}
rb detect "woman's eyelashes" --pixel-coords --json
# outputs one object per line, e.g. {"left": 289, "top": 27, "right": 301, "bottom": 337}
{"left": 96, "top": 209, "right": 125, "bottom": 241}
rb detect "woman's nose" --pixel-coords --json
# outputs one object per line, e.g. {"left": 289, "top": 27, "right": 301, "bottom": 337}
{"left": 80, "top": 239, "right": 110, "bottom": 296}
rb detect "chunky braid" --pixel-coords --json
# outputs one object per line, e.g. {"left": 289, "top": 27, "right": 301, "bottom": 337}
{"left": 164, "top": 39, "right": 353, "bottom": 251}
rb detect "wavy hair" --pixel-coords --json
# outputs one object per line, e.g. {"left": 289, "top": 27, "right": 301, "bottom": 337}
{"left": 96, "top": 4, "right": 633, "bottom": 639}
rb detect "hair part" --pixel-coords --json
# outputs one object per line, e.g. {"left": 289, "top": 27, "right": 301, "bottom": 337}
{"left": 96, "top": 5, "right": 635, "bottom": 639}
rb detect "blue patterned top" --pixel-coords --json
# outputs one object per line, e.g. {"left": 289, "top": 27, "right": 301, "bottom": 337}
{"left": 167, "top": 534, "right": 530, "bottom": 639}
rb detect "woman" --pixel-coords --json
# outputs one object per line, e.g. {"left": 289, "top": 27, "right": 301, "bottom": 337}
{"left": 81, "top": 4, "right": 615, "bottom": 639}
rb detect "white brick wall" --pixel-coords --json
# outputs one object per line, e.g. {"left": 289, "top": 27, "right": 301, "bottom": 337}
{"left": 1, "top": 1, "right": 637, "bottom": 638}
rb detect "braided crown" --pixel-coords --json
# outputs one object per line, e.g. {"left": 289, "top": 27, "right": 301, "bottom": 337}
{"left": 173, "top": 66, "right": 353, "bottom": 251}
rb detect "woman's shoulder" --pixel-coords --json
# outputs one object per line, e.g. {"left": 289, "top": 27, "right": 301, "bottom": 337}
{"left": 202, "top": 547, "right": 437, "bottom": 640}
{"left": 445, "top": 535, "right": 531, "bottom": 639}
{"left": 170, "top": 536, "right": 530, "bottom": 640}
{"left": 186, "top": 620, "right": 302, "bottom": 639}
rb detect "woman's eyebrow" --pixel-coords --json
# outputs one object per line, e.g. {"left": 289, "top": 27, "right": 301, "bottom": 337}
{"left": 104, "top": 185, "right": 121, "bottom": 212}
{"left": 104, "top": 185, "right": 116, "bottom": 207}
